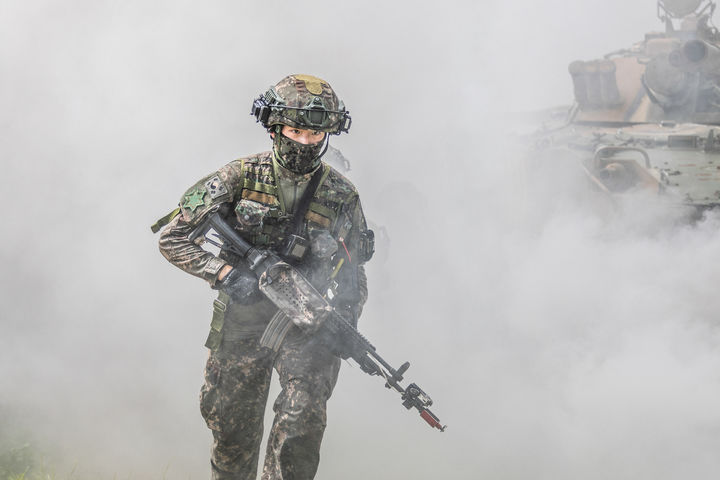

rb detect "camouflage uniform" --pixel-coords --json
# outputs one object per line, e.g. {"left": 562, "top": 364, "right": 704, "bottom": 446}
{"left": 158, "top": 148, "right": 370, "bottom": 479}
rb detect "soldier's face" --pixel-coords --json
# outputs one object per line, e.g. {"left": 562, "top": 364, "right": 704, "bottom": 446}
{"left": 274, "top": 125, "right": 325, "bottom": 145}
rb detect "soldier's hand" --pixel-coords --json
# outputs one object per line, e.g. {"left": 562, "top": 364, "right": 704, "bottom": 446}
{"left": 215, "top": 267, "right": 262, "bottom": 305}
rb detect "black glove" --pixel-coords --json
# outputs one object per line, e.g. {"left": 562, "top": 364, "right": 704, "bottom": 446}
{"left": 215, "top": 267, "right": 262, "bottom": 305}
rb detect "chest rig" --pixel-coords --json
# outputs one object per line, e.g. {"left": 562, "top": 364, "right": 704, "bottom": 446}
{"left": 228, "top": 153, "right": 353, "bottom": 257}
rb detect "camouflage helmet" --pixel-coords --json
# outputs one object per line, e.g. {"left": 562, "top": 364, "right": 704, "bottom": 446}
{"left": 251, "top": 74, "right": 351, "bottom": 134}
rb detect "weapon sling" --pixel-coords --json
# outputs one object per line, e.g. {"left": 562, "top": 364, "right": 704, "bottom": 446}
{"left": 259, "top": 165, "right": 327, "bottom": 351}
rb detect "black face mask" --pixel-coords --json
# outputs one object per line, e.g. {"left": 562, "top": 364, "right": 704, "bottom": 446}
{"left": 273, "top": 131, "right": 328, "bottom": 174}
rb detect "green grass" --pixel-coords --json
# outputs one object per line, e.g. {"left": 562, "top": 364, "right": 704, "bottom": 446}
{"left": 0, "top": 440, "right": 181, "bottom": 480}
{"left": 0, "top": 443, "right": 33, "bottom": 480}
{"left": 0, "top": 442, "right": 82, "bottom": 480}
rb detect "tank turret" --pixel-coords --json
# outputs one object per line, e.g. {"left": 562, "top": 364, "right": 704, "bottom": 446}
{"left": 569, "top": 0, "right": 720, "bottom": 125}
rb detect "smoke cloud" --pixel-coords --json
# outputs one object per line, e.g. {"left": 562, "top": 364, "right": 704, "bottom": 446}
{"left": 2, "top": 1, "right": 720, "bottom": 479}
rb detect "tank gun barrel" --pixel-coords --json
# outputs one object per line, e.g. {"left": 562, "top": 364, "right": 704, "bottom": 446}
{"left": 669, "top": 39, "right": 720, "bottom": 73}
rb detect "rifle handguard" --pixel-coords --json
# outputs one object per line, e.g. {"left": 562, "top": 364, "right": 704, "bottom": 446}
{"left": 258, "top": 262, "right": 332, "bottom": 330}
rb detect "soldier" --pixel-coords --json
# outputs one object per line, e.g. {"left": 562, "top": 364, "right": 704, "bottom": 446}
{"left": 155, "top": 74, "right": 373, "bottom": 480}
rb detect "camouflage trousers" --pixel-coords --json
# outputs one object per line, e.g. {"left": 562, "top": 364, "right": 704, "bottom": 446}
{"left": 200, "top": 334, "right": 341, "bottom": 480}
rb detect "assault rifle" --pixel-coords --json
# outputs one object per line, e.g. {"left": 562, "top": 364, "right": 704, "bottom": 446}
{"left": 189, "top": 206, "right": 446, "bottom": 432}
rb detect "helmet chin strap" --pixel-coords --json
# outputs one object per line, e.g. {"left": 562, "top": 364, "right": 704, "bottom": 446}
{"left": 317, "top": 134, "right": 330, "bottom": 160}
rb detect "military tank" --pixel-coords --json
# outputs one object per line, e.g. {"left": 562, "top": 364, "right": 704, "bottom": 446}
{"left": 532, "top": 0, "right": 720, "bottom": 213}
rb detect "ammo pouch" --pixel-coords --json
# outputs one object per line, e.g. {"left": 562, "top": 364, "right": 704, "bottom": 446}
{"left": 358, "top": 229, "right": 375, "bottom": 263}
{"left": 205, "top": 290, "right": 229, "bottom": 351}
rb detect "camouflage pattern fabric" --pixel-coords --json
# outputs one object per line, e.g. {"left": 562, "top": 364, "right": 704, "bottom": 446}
{"left": 201, "top": 339, "right": 273, "bottom": 479}
{"left": 159, "top": 148, "right": 371, "bottom": 479}
{"left": 201, "top": 334, "right": 340, "bottom": 480}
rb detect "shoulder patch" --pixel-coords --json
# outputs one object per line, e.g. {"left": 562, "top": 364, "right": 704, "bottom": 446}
{"left": 204, "top": 175, "right": 228, "bottom": 199}
{"left": 182, "top": 187, "right": 207, "bottom": 212}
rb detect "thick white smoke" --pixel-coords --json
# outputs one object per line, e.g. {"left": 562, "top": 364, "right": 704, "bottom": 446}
{"left": 2, "top": 1, "right": 720, "bottom": 479}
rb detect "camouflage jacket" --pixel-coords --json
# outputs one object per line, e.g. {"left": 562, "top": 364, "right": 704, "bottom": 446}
{"left": 158, "top": 151, "right": 372, "bottom": 342}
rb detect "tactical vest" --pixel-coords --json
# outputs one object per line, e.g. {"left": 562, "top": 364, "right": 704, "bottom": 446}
{"left": 152, "top": 152, "right": 358, "bottom": 243}
{"left": 234, "top": 152, "right": 356, "bottom": 248}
